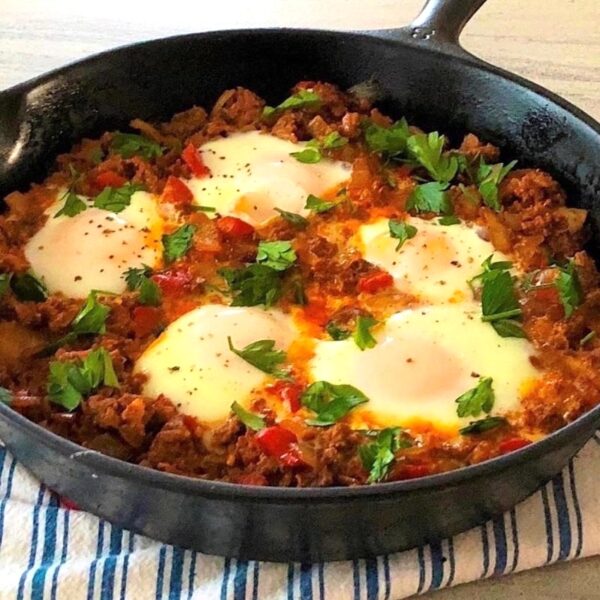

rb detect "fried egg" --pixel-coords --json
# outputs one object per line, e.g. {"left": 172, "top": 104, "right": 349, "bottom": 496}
{"left": 356, "top": 217, "right": 510, "bottom": 304}
{"left": 135, "top": 304, "right": 298, "bottom": 423}
{"left": 309, "top": 304, "right": 539, "bottom": 432}
{"left": 25, "top": 190, "right": 163, "bottom": 298}
{"left": 187, "top": 131, "right": 351, "bottom": 225}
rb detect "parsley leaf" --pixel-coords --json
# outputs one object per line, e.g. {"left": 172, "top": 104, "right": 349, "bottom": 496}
{"left": 555, "top": 260, "right": 583, "bottom": 317}
{"left": 274, "top": 207, "right": 309, "bottom": 229}
{"left": 388, "top": 219, "right": 417, "bottom": 251}
{"left": 407, "top": 132, "right": 458, "bottom": 182}
{"left": 0, "top": 387, "right": 12, "bottom": 406}
{"left": 480, "top": 269, "right": 521, "bottom": 322}
{"left": 459, "top": 416, "right": 507, "bottom": 435}
{"left": 262, "top": 90, "right": 321, "bottom": 119}
{"left": 491, "top": 319, "right": 526, "bottom": 338}
{"left": 0, "top": 273, "right": 11, "bottom": 297}
{"left": 228, "top": 337, "right": 288, "bottom": 378}
{"left": 231, "top": 401, "right": 265, "bottom": 431}
{"left": 364, "top": 118, "right": 410, "bottom": 158}
{"left": 322, "top": 131, "right": 348, "bottom": 149}
{"left": 93, "top": 183, "right": 144, "bottom": 213}
{"left": 353, "top": 315, "right": 378, "bottom": 351}
{"left": 359, "top": 428, "right": 411, "bottom": 483}
{"left": 220, "top": 264, "right": 282, "bottom": 307}
{"left": 111, "top": 132, "right": 163, "bottom": 160}
{"left": 54, "top": 190, "right": 87, "bottom": 218}
{"left": 438, "top": 215, "right": 461, "bottom": 226}
{"left": 302, "top": 380, "right": 369, "bottom": 426}
{"left": 326, "top": 321, "right": 351, "bottom": 341}
{"left": 124, "top": 266, "right": 162, "bottom": 306}
{"left": 162, "top": 224, "right": 197, "bottom": 263}
{"left": 305, "top": 194, "right": 337, "bottom": 214}
{"left": 290, "top": 142, "right": 322, "bottom": 164}
{"left": 455, "top": 377, "right": 494, "bottom": 418}
{"left": 474, "top": 160, "right": 517, "bottom": 211}
{"left": 10, "top": 272, "right": 48, "bottom": 302}
{"left": 47, "top": 347, "right": 119, "bottom": 411}
{"left": 256, "top": 241, "right": 297, "bottom": 272}
{"left": 71, "top": 292, "right": 110, "bottom": 335}
{"left": 406, "top": 181, "right": 452, "bottom": 215}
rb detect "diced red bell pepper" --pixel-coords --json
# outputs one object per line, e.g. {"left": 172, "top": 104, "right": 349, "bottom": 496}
{"left": 162, "top": 176, "right": 194, "bottom": 205}
{"left": 256, "top": 425, "right": 306, "bottom": 468}
{"left": 216, "top": 216, "right": 255, "bottom": 237}
{"left": 132, "top": 306, "right": 162, "bottom": 337}
{"left": 181, "top": 143, "right": 211, "bottom": 178}
{"left": 358, "top": 271, "right": 394, "bottom": 294}
{"left": 152, "top": 267, "right": 194, "bottom": 295}
{"left": 267, "top": 381, "right": 303, "bottom": 412}
{"left": 94, "top": 171, "right": 127, "bottom": 189}
{"left": 499, "top": 437, "right": 532, "bottom": 455}
{"left": 397, "top": 464, "right": 431, "bottom": 480}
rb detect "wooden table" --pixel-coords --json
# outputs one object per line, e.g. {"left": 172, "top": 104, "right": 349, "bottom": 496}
{"left": 1, "top": 0, "right": 599, "bottom": 597}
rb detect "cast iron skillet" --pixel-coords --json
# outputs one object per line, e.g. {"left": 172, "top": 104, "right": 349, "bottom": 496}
{"left": 0, "top": 0, "right": 599, "bottom": 562}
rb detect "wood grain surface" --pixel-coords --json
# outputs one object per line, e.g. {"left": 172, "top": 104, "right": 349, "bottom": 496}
{"left": 1, "top": 1, "right": 599, "bottom": 598}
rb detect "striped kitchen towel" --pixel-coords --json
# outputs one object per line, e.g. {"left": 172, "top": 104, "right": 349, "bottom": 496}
{"left": 1, "top": 435, "right": 599, "bottom": 600}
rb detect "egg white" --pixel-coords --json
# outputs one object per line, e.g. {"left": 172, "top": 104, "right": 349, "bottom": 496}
{"left": 24, "top": 190, "right": 163, "bottom": 298}
{"left": 135, "top": 304, "right": 298, "bottom": 423}
{"left": 187, "top": 131, "right": 351, "bottom": 226}
{"left": 309, "top": 304, "right": 539, "bottom": 432}
{"left": 356, "top": 217, "right": 511, "bottom": 304}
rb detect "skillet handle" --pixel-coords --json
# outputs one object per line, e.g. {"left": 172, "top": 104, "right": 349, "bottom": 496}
{"left": 369, "top": 0, "right": 487, "bottom": 58}
{"left": 409, "top": 0, "right": 487, "bottom": 44}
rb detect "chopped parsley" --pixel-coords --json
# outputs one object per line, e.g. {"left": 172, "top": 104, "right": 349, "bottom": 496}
{"left": 326, "top": 321, "right": 351, "bottom": 341}
{"left": 54, "top": 190, "right": 87, "bottom": 218}
{"left": 0, "top": 387, "right": 11, "bottom": 406}
{"left": 227, "top": 337, "right": 289, "bottom": 379}
{"left": 322, "top": 131, "right": 348, "bottom": 149}
{"left": 406, "top": 181, "right": 452, "bottom": 215}
{"left": 93, "top": 183, "right": 144, "bottom": 213}
{"left": 301, "top": 380, "right": 369, "bottom": 426}
{"left": 162, "top": 224, "right": 197, "bottom": 263}
{"left": 290, "top": 142, "right": 322, "bottom": 164}
{"left": 406, "top": 132, "right": 458, "bottom": 183}
{"left": 455, "top": 377, "right": 494, "bottom": 418}
{"left": 388, "top": 219, "right": 417, "bottom": 250}
{"left": 359, "top": 428, "right": 411, "bottom": 483}
{"left": 71, "top": 292, "right": 110, "bottom": 335}
{"left": 438, "top": 215, "right": 461, "bottom": 226}
{"left": 10, "top": 272, "right": 48, "bottom": 302}
{"left": 47, "top": 347, "right": 119, "bottom": 411}
{"left": 474, "top": 159, "right": 517, "bottom": 211}
{"left": 305, "top": 194, "right": 337, "bottom": 214}
{"left": 262, "top": 90, "right": 321, "bottom": 119}
{"left": 231, "top": 401, "right": 265, "bottom": 431}
{"left": 219, "top": 264, "right": 281, "bottom": 307}
{"left": 353, "top": 315, "right": 378, "bottom": 351}
{"left": 256, "top": 241, "right": 297, "bottom": 272}
{"left": 555, "top": 260, "right": 583, "bottom": 317}
{"left": 364, "top": 118, "right": 410, "bottom": 158}
{"left": 460, "top": 416, "right": 507, "bottom": 435}
{"left": 274, "top": 207, "right": 309, "bottom": 229}
{"left": 110, "top": 132, "right": 163, "bottom": 160}
{"left": 124, "top": 266, "right": 162, "bottom": 306}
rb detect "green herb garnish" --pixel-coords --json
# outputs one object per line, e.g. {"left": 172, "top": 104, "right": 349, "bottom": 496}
{"left": 0, "top": 273, "right": 11, "bottom": 297}
{"left": 162, "top": 224, "right": 197, "bottom": 263}
{"left": 124, "top": 266, "right": 162, "bottom": 306}
{"left": 301, "top": 380, "right": 369, "bottom": 426}
{"left": 326, "top": 321, "right": 351, "bottom": 341}
{"left": 406, "top": 132, "right": 458, "bottom": 183}
{"left": 459, "top": 416, "right": 507, "bottom": 435}
{"left": 0, "top": 387, "right": 12, "bottom": 406}
{"left": 455, "top": 377, "right": 494, "bottom": 418}
{"left": 71, "top": 292, "right": 110, "bottom": 335}
{"left": 359, "top": 428, "right": 411, "bottom": 483}
{"left": 54, "top": 190, "right": 87, "bottom": 218}
{"left": 305, "top": 194, "right": 337, "bottom": 214}
{"left": 438, "top": 215, "right": 461, "bottom": 226}
{"left": 111, "top": 132, "right": 163, "bottom": 160}
{"left": 256, "top": 241, "right": 297, "bottom": 272}
{"left": 364, "top": 118, "right": 410, "bottom": 158}
{"left": 93, "top": 183, "right": 144, "bottom": 213}
{"left": 555, "top": 260, "right": 583, "bottom": 318}
{"left": 388, "top": 219, "right": 417, "bottom": 251}
{"left": 231, "top": 401, "right": 265, "bottom": 431}
{"left": 228, "top": 337, "right": 289, "bottom": 379}
{"left": 353, "top": 315, "right": 378, "bottom": 351}
{"left": 10, "top": 272, "right": 48, "bottom": 302}
{"left": 274, "top": 208, "right": 309, "bottom": 229}
{"left": 219, "top": 264, "right": 282, "bottom": 307}
{"left": 262, "top": 90, "right": 321, "bottom": 119}
{"left": 406, "top": 181, "right": 452, "bottom": 215}
{"left": 474, "top": 160, "right": 517, "bottom": 211}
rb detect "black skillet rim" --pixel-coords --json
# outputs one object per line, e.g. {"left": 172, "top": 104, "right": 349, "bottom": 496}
{"left": 1, "top": 27, "right": 600, "bottom": 503}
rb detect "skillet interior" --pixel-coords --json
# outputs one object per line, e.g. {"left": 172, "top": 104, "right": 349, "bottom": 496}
{"left": 0, "top": 29, "right": 599, "bottom": 561}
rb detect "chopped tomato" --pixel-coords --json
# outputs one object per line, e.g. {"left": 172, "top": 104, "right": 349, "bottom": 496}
{"left": 152, "top": 267, "right": 194, "bottom": 295}
{"left": 302, "top": 299, "right": 329, "bottom": 327}
{"left": 358, "top": 271, "right": 394, "bottom": 294}
{"left": 133, "top": 306, "right": 162, "bottom": 337}
{"left": 531, "top": 287, "right": 560, "bottom": 305}
{"left": 256, "top": 425, "right": 306, "bottom": 468}
{"left": 162, "top": 176, "right": 193, "bottom": 205}
{"left": 397, "top": 464, "right": 431, "bottom": 480}
{"left": 499, "top": 437, "right": 532, "bottom": 455}
{"left": 216, "top": 216, "right": 255, "bottom": 237}
{"left": 94, "top": 170, "right": 127, "bottom": 189}
{"left": 182, "top": 143, "right": 211, "bottom": 177}
{"left": 267, "top": 381, "right": 303, "bottom": 412}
